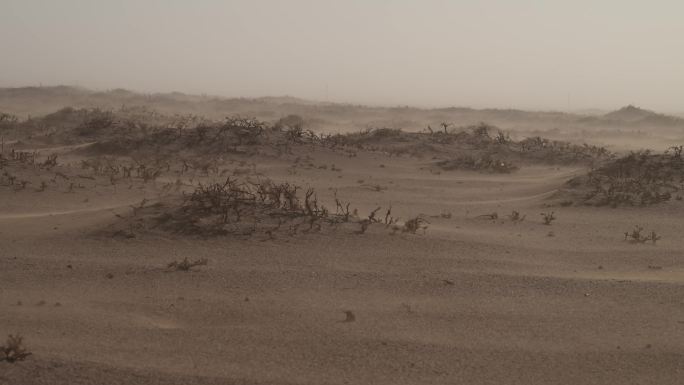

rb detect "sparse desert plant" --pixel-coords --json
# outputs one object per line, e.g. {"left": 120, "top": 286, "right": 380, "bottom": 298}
{"left": 667, "top": 145, "right": 683, "bottom": 160}
{"left": 334, "top": 191, "right": 354, "bottom": 222}
{"left": 109, "top": 175, "right": 412, "bottom": 239}
{"left": 17, "top": 180, "right": 30, "bottom": 190}
{"left": 440, "top": 122, "right": 452, "bottom": 134}
{"left": 624, "top": 226, "right": 661, "bottom": 244}
{"left": 383, "top": 205, "right": 398, "bottom": 226}
{"left": 357, "top": 206, "right": 383, "bottom": 234}
{"left": 540, "top": 211, "right": 556, "bottom": 225}
{"left": 402, "top": 216, "right": 429, "bottom": 234}
{"left": 40, "top": 154, "right": 58, "bottom": 169}
{"left": 275, "top": 114, "right": 305, "bottom": 131}
{"left": 649, "top": 230, "right": 662, "bottom": 244}
{"left": 357, "top": 219, "right": 371, "bottom": 234}
{"left": 495, "top": 131, "right": 510, "bottom": 144}
{"left": 167, "top": 257, "right": 208, "bottom": 271}
{"left": 624, "top": 225, "right": 647, "bottom": 243}
{"left": 367, "top": 206, "right": 382, "bottom": 223}
{"left": 0, "top": 112, "right": 19, "bottom": 126}
{"left": 1, "top": 334, "right": 31, "bottom": 363}
{"left": 508, "top": 210, "right": 526, "bottom": 223}
{"left": 220, "top": 116, "right": 265, "bottom": 145}
{"left": 565, "top": 148, "right": 684, "bottom": 207}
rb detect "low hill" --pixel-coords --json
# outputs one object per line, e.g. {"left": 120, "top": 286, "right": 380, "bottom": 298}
{"left": 3, "top": 86, "right": 684, "bottom": 147}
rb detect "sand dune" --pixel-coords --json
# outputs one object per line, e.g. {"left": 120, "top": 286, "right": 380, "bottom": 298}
{"left": 1, "top": 109, "right": 683, "bottom": 385}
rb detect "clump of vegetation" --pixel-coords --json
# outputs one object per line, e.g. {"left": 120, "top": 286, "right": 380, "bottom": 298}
{"left": 166, "top": 177, "right": 325, "bottom": 236}
{"left": 400, "top": 216, "right": 429, "bottom": 234}
{"left": 167, "top": 257, "right": 209, "bottom": 271}
{"left": 624, "top": 226, "right": 661, "bottom": 244}
{"left": 103, "top": 175, "right": 424, "bottom": 239}
{"left": 1, "top": 334, "right": 31, "bottom": 363}
{"left": 564, "top": 148, "right": 684, "bottom": 207}
{"left": 74, "top": 108, "right": 115, "bottom": 136}
{"left": 508, "top": 210, "right": 526, "bottom": 223}
{"left": 321, "top": 123, "right": 610, "bottom": 171}
{"left": 0, "top": 112, "right": 19, "bottom": 127}
{"left": 540, "top": 211, "right": 556, "bottom": 225}
{"left": 107, "top": 176, "right": 418, "bottom": 239}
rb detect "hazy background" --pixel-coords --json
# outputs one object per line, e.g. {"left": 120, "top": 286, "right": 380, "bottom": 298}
{"left": 1, "top": 0, "right": 683, "bottom": 112}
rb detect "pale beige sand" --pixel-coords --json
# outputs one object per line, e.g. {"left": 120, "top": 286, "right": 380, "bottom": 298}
{"left": 1, "top": 149, "right": 683, "bottom": 385}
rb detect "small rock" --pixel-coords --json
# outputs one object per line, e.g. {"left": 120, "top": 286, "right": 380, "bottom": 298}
{"left": 343, "top": 310, "right": 356, "bottom": 322}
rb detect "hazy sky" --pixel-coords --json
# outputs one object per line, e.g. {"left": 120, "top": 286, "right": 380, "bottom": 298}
{"left": 1, "top": 0, "right": 683, "bottom": 111}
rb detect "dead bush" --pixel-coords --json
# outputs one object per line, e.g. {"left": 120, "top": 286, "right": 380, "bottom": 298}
{"left": 1, "top": 334, "right": 31, "bottom": 363}
{"left": 565, "top": 149, "right": 684, "bottom": 207}
{"left": 624, "top": 226, "right": 661, "bottom": 244}
{"left": 540, "top": 211, "right": 556, "bottom": 225}
{"left": 401, "top": 216, "right": 429, "bottom": 234}
{"left": 508, "top": 210, "right": 526, "bottom": 223}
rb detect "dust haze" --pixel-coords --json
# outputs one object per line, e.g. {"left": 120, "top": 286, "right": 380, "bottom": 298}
{"left": 3, "top": 1, "right": 684, "bottom": 111}
{"left": 1, "top": 1, "right": 683, "bottom": 385}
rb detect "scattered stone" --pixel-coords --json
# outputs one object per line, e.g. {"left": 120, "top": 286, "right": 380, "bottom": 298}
{"left": 343, "top": 310, "right": 355, "bottom": 323}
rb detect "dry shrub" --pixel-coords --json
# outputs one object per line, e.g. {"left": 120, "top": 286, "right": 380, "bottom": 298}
{"left": 565, "top": 149, "right": 684, "bottom": 206}
{"left": 401, "top": 216, "right": 429, "bottom": 234}
{"left": 540, "top": 211, "right": 556, "bottom": 225}
{"left": 141, "top": 177, "right": 337, "bottom": 237}
{"left": 624, "top": 226, "right": 661, "bottom": 244}
{"left": 109, "top": 177, "right": 423, "bottom": 239}
{"left": 508, "top": 210, "right": 526, "bottom": 223}
{"left": 1, "top": 334, "right": 31, "bottom": 363}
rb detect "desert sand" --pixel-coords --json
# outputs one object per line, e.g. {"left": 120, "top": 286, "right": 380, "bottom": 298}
{"left": 1, "top": 90, "right": 683, "bottom": 384}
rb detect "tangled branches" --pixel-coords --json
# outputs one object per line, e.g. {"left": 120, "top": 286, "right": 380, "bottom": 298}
{"left": 624, "top": 226, "right": 661, "bottom": 244}
{"left": 566, "top": 149, "right": 684, "bottom": 206}
{"left": 1, "top": 334, "right": 31, "bottom": 363}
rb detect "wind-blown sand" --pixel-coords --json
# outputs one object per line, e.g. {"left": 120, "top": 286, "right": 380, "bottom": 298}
{"left": 2, "top": 144, "right": 683, "bottom": 384}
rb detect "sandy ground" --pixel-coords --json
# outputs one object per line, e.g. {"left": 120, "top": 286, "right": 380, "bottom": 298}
{"left": 1, "top": 148, "right": 683, "bottom": 384}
